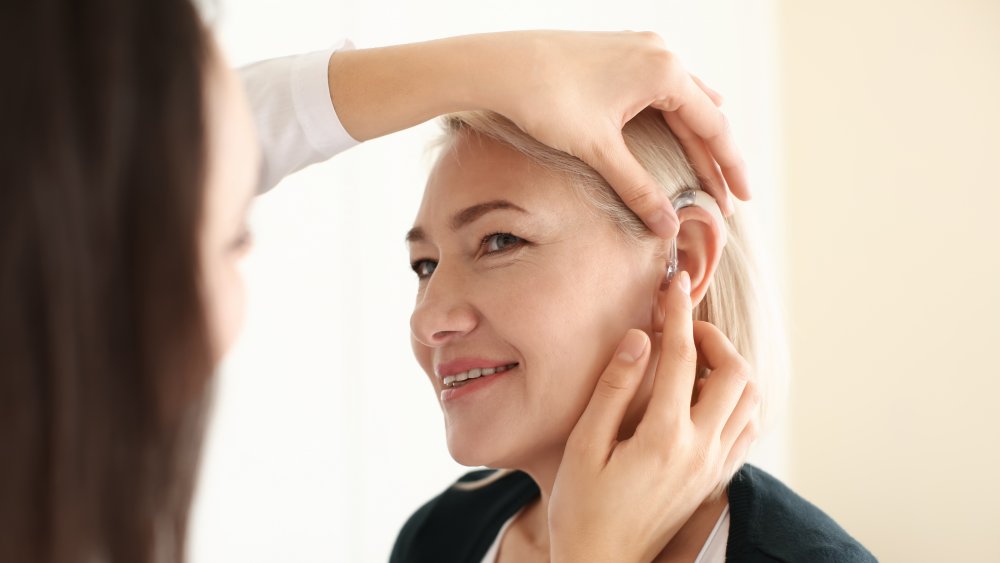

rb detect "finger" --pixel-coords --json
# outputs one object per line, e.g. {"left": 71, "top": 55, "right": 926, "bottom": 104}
{"left": 661, "top": 110, "right": 733, "bottom": 215}
{"left": 689, "top": 322, "right": 751, "bottom": 433}
{"left": 568, "top": 329, "right": 651, "bottom": 457}
{"left": 583, "top": 133, "right": 678, "bottom": 239}
{"left": 644, "top": 270, "right": 697, "bottom": 424}
{"left": 690, "top": 74, "right": 723, "bottom": 107}
{"left": 649, "top": 74, "right": 751, "bottom": 201}
{"left": 722, "top": 417, "right": 757, "bottom": 479}
{"left": 691, "top": 377, "right": 706, "bottom": 406}
{"left": 719, "top": 379, "right": 760, "bottom": 450}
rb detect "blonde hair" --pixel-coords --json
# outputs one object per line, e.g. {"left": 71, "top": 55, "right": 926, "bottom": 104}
{"left": 439, "top": 109, "right": 786, "bottom": 491}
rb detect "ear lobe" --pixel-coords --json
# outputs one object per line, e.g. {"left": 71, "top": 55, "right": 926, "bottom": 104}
{"left": 675, "top": 203, "right": 726, "bottom": 307}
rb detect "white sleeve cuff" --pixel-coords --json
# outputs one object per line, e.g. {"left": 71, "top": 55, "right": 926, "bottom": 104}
{"left": 241, "top": 39, "right": 361, "bottom": 193}
{"left": 290, "top": 39, "right": 360, "bottom": 158}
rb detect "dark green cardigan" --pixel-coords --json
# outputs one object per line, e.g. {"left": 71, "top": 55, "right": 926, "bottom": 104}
{"left": 390, "top": 464, "right": 876, "bottom": 562}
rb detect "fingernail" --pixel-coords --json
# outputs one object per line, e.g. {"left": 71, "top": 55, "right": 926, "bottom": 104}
{"left": 678, "top": 271, "right": 691, "bottom": 295}
{"left": 648, "top": 206, "right": 679, "bottom": 239}
{"left": 616, "top": 330, "right": 648, "bottom": 363}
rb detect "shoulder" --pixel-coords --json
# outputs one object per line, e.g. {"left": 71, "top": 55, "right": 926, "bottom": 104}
{"left": 726, "top": 464, "right": 878, "bottom": 563}
{"left": 390, "top": 469, "right": 539, "bottom": 563}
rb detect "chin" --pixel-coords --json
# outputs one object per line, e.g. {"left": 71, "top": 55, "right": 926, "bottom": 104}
{"left": 446, "top": 434, "right": 501, "bottom": 468}
{"left": 446, "top": 432, "right": 567, "bottom": 473}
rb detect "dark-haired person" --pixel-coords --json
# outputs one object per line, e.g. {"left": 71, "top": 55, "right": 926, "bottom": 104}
{"left": 0, "top": 1, "right": 755, "bottom": 561}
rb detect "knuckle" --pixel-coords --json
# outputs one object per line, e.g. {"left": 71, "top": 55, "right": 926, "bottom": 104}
{"left": 730, "top": 358, "right": 752, "bottom": 383}
{"left": 656, "top": 430, "right": 689, "bottom": 463}
{"left": 676, "top": 339, "right": 698, "bottom": 365}
{"left": 747, "top": 380, "right": 763, "bottom": 405}
{"left": 708, "top": 112, "right": 733, "bottom": 142}
{"left": 636, "top": 30, "right": 664, "bottom": 45}
{"left": 651, "top": 46, "right": 676, "bottom": 67}
{"left": 720, "top": 111, "right": 732, "bottom": 131}
{"left": 620, "top": 183, "right": 659, "bottom": 212}
{"left": 594, "top": 372, "right": 632, "bottom": 399}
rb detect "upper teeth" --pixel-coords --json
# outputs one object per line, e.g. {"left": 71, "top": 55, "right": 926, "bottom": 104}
{"left": 442, "top": 364, "right": 516, "bottom": 386}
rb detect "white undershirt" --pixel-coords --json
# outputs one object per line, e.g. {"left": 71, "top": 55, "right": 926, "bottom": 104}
{"left": 693, "top": 505, "right": 730, "bottom": 563}
{"left": 480, "top": 506, "right": 730, "bottom": 563}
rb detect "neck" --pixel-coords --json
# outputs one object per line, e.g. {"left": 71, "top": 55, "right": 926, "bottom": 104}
{"left": 514, "top": 454, "right": 728, "bottom": 561}
{"left": 506, "top": 346, "right": 728, "bottom": 560}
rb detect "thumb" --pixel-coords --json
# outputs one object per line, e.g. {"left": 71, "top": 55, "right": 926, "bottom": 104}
{"left": 583, "top": 134, "right": 678, "bottom": 239}
{"left": 566, "top": 329, "right": 650, "bottom": 459}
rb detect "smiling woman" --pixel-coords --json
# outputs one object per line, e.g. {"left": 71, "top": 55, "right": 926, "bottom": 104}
{"left": 407, "top": 109, "right": 764, "bottom": 477}
{"left": 393, "top": 109, "right": 874, "bottom": 562}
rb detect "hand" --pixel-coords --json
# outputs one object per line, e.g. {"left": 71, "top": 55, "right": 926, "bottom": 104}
{"left": 476, "top": 31, "right": 750, "bottom": 237}
{"left": 547, "top": 272, "right": 760, "bottom": 563}
{"left": 328, "top": 31, "right": 749, "bottom": 238}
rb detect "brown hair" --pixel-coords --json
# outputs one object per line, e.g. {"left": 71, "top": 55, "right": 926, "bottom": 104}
{"left": 0, "top": 0, "right": 214, "bottom": 560}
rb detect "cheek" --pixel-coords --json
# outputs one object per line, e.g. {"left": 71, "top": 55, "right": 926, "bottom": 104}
{"left": 508, "top": 259, "right": 651, "bottom": 405}
{"left": 410, "top": 337, "right": 434, "bottom": 385}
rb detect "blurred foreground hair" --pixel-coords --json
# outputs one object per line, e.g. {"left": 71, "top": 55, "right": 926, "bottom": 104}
{"left": 0, "top": 0, "right": 214, "bottom": 560}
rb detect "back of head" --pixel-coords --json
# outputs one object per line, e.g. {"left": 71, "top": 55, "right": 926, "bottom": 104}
{"left": 0, "top": 0, "right": 213, "bottom": 560}
{"left": 441, "top": 109, "right": 785, "bottom": 485}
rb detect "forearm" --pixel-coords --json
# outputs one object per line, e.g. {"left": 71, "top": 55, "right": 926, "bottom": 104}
{"left": 327, "top": 33, "right": 533, "bottom": 141}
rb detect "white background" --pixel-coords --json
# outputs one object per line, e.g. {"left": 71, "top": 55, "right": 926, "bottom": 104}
{"left": 190, "top": 1, "right": 785, "bottom": 561}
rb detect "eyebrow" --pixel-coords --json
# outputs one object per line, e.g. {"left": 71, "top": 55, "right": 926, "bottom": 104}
{"left": 405, "top": 199, "right": 528, "bottom": 244}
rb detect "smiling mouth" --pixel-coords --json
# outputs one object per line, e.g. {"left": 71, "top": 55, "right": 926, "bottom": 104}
{"left": 442, "top": 363, "right": 519, "bottom": 389}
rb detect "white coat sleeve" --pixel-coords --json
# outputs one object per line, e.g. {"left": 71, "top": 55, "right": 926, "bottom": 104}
{"left": 239, "top": 40, "right": 361, "bottom": 194}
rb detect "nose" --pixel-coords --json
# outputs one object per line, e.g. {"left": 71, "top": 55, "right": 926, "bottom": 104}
{"left": 410, "top": 265, "right": 479, "bottom": 348}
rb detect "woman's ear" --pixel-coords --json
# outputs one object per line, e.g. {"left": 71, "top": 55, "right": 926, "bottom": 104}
{"left": 675, "top": 203, "right": 725, "bottom": 307}
{"left": 650, "top": 192, "right": 727, "bottom": 332}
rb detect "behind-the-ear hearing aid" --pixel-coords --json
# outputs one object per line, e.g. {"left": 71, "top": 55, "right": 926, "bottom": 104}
{"left": 664, "top": 190, "right": 728, "bottom": 286}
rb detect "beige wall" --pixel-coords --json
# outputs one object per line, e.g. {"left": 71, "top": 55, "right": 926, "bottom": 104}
{"left": 777, "top": 1, "right": 1000, "bottom": 561}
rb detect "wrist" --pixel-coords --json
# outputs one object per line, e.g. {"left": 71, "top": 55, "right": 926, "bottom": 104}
{"left": 324, "top": 32, "right": 538, "bottom": 141}
{"left": 448, "top": 31, "right": 543, "bottom": 120}
{"left": 326, "top": 39, "right": 472, "bottom": 141}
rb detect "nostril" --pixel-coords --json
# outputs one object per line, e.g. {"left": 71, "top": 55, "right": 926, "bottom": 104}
{"left": 411, "top": 303, "right": 478, "bottom": 347}
{"left": 431, "top": 330, "right": 460, "bottom": 344}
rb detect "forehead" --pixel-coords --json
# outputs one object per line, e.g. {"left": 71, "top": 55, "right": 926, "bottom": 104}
{"left": 415, "top": 131, "right": 584, "bottom": 227}
{"left": 203, "top": 55, "right": 259, "bottom": 220}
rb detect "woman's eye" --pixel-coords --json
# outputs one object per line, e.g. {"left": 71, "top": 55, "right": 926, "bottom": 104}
{"left": 482, "top": 232, "right": 523, "bottom": 254}
{"left": 411, "top": 259, "right": 437, "bottom": 279}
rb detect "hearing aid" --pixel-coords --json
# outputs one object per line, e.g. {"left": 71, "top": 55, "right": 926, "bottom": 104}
{"left": 664, "top": 190, "right": 728, "bottom": 286}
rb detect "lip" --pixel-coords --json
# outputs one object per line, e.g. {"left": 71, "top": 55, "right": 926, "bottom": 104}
{"left": 436, "top": 357, "right": 518, "bottom": 378}
{"left": 439, "top": 364, "right": 517, "bottom": 403}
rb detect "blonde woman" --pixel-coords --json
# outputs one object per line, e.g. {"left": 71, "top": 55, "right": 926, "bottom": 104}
{"left": 393, "top": 110, "right": 876, "bottom": 562}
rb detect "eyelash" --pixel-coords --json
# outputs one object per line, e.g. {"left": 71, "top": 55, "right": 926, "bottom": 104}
{"left": 410, "top": 232, "right": 526, "bottom": 280}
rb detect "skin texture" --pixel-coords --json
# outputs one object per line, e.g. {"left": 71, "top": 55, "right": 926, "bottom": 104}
{"left": 408, "top": 132, "right": 755, "bottom": 561}
{"left": 200, "top": 46, "right": 260, "bottom": 360}
{"left": 329, "top": 31, "right": 751, "bottom": 239}
{"left": 199, "top": 32, "right": 756, "bottom": 561}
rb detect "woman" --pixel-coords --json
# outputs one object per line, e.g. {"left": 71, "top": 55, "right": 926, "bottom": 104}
{"left": 0, "top": 0, "right": 757, "bottom": 560}
{"left": 393, "top": 110, "right": 876, "bottom": 562}
{"left": 0, "top": 1, "right": 257, "bottom": 560}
